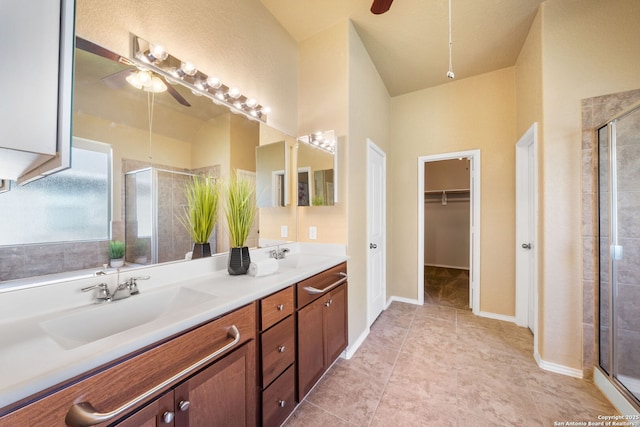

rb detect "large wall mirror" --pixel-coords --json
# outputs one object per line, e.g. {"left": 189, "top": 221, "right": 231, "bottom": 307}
{"left": 297, "top": 131, "right": 337, "bottom": 207}
{"left": 0, "top": 36, "right": 294, "bottom": 286}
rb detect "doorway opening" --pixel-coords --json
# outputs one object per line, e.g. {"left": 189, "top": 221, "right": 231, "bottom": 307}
{"left": 418, "top": 150, "right": 480, "bottom": 313}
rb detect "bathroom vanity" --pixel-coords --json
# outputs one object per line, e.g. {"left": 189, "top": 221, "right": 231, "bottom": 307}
{"left": 0, "top": 246, "right": 348, "bottom": 427}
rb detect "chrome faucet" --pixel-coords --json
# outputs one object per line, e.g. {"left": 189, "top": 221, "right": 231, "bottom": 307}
{"left": 269, "top": 246, "right": 290, "bottom": 260}
{"left": 81, "top": 276, "right": 149, "bottom": 303}
{"left": 81, "top": 283, "right": 111, "bottom": 303}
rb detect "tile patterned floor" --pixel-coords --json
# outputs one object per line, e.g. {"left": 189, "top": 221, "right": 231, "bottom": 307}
{"left": 424, "top": 266, "right": 470, "bottom": 310}
{"left": 284, "top": 302, "right": 616, "bottom": 427}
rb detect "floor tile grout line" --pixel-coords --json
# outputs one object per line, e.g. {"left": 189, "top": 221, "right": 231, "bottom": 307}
{"left": 367, "top": 306, "right": 417, "bottom": 426}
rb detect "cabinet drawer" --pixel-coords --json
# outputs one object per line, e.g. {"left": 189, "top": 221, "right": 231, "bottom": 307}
{"left": 262, "top": 365, "right": 295, "bottom": 427}
{"left": 296, "top": 262, "right": 347, "bottom": 308}
{"left": 261, "top": 316, "right": 295, "bottom": 387}
{"left": 261, "top": 286, "right": 293, "bottom": 330}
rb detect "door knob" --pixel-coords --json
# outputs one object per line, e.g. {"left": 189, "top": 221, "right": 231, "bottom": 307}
{"left": 522, "top": 243, "right": 532, "bottom": 249}
{"left": 369, "top": 243, "right": 377, "bottom": 249}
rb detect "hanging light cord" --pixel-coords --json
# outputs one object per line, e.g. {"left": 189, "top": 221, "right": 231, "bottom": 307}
{"left": 447, "top": 0, "right": 455, "bottom": 79}
{"left": 147, "top": 91, "right": 155, "bottom": 159}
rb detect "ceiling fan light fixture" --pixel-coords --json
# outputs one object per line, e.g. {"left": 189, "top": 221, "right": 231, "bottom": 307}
{"left": 148, "top": 76, "right": 167, "bottom": 93}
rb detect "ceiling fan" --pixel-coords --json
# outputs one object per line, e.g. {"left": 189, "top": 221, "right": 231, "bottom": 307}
{"left": 371, "top": 0, "right": 393, "bottom": 14}
{"left": 76, "top": 37, "right": 191, "bottom": 107}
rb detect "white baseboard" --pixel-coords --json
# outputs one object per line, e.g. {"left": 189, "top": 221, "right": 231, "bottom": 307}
{"left": 477, "top": 310, "right": 517, "bottom": 324}
{"left": 594, "top": 369, "right": 640, "bottom": 416}
{"left": 342, "top": 327, "right": 369, "bottom": 359}
{"left": 386, "top": 296, "right": 421, "bottom": 307}
{"left": 533, "top": 351, "right": 583, "bottom": 378}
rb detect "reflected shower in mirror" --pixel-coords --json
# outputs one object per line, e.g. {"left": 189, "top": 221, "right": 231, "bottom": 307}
{"left": 297, "top": 131, "right": 337, "bottom": 207}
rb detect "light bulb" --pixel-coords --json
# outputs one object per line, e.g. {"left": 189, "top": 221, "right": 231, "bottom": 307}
{"left": 137, "top": 70, "right": 153, "bottom": 87}
{"left": 206, "top": 77, "right": 221, "bottom": 89}
{"left": 261, "top": 106, "right": 271, "bottom": 114}
{"left": 233, "top": 101, "right": 243, "bottom": 109}
{"left": 193, "top": 79, "right": 206, "bottom": 91}
{"left": 228, "top": 87, "right": 241, "bottom": 99}
{"left": 180, "top": 61, "right": 197, "bottom": 76}
{"left": 149, "top": 44, "right": 168, "bottom": 61}
{"left": 245, "top": 98, "right": 257, "bottom": 108}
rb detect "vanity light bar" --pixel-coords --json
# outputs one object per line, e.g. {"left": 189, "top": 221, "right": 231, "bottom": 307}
{"left": 131, "top": 35, "right": 270, "bottom": 122}
{"left": 297, "top": 130, "right": 336, "bottom": 154}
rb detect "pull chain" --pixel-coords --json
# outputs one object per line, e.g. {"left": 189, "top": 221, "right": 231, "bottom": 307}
{"left": 147, "top": 91, "right": 155, "bottom": 159}
{"left": 447, "top": 0, "right": 455, "bottom": 79}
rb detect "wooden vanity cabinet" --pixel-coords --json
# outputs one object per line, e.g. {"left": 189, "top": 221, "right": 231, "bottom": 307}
{"left": 114, "top": 341, "right": 256, "bottom": 427}
{"left": 258, "top": 287, "right": 296, "bottom": 427}
{"left": 0, "top": 303, "right": 257, "bottom": 427}
{"left": 296, "top": 263, "right": 348, "bottom": 401}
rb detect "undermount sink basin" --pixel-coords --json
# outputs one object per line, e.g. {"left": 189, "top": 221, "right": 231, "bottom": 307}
{"left": 277, "top": 253, "right": 330, "bottom": 269}
{"left": 40, "top": 287, "right": 216, "bottom": 350}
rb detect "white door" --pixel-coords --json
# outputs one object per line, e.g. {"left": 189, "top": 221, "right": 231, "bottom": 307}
{"left": 515, "top": 124, "right": 538, "bottom": 333}
{"left": 367, "top": 140, "right": 386, "bottom": 326}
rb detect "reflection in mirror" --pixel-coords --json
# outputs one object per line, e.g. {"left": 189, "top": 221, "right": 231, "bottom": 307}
{"left": 0, "top": 38, "right": 293, "bottom": 286}
{"left": 256, "top": 141, "right": 288, "bottom": 208}
{"left": 297, "top": 131, "right": 337, "bottom": 206}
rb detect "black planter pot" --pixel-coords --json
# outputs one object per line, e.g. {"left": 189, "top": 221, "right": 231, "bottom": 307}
{"left": 228, "top": 246, "right": 250, "bottom": 275}
{"left": 192, "top": 243, "right": 211, "bottom": 259}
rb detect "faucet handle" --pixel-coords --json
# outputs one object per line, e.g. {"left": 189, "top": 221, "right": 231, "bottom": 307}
{"left": 81, "top": 283, "right": 111, "bottom": 302}
{"left": 125, "top": 276, "right": 150, "bottom": 295}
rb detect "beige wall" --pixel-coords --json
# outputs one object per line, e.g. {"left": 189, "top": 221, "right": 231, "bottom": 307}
{"left": 390, "top": 68, "right": 517, "bottom": 315}
{"left": 346, "top": 22, "right": 392, "bottom": 344}
{"left": 297, "top": 22, "right": 348, "bottom": 245}
{"left": 76, "top": 0, "right": 298, "bottom": 136}
{"left": 531, "top": 0, "right": 640, "bottom": 371}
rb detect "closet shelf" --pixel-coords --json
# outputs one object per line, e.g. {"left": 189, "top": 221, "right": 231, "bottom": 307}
{"left": 424, "top": 188, "right": 470, "bottom": 194}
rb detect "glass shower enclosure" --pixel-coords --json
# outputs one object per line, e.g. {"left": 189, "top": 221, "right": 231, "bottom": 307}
{"left": 598, "top": 104, "right": 640, "bottom": 406}
{"left": 125, "top": 168, "right": 213, "bottom": 265}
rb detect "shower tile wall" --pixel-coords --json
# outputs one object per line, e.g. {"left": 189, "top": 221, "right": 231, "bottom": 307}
{"left": 581, "top": 88, "right": 640, "bottom": 380}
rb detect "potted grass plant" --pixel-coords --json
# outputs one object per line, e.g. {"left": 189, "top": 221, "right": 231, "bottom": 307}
{"left": 178, "top": 175, "right": 219, "bottom": 259}
{"left": 224, "top": 172, "right": 257, "bottom": 275}
{"left": 109, "top": 240, "right": 125, "bottom": 268}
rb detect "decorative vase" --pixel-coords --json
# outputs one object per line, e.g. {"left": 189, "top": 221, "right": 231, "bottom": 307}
{"left": 192, "top": 243, "right": 212, "bottom": 259}
{"left": 228, "top": 246, "right": 250, "bottom": 275}
{"left": 110, "top": 258, "right": 124, "bottom": 268}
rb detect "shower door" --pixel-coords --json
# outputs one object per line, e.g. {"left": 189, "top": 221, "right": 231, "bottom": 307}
{"left": 598, "top": 104, "right": 640, "bottom": 405}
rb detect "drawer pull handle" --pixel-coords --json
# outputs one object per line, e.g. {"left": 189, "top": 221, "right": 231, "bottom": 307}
{"left": 277, "top": 304, "right": 285, "bottom": 311}
{"left": 162, "top": 411, "right": 175, "bottom": 423}
{"left": 278, "top": 345, "right": 286, "bottom": 353}
{"left": 278, "top": 400, "right": 286, "bottom": 407}
{"left": 324, "top": 299, "right": 333, "bottom": 307}
{"left": 303, "top": 272, "right": 347, "bottom": 295}
{"left": 178, "top": 400, "right": 190, "bottom": 412}
{"left": 65, "top": 325, "right": 241, "bottom": 427}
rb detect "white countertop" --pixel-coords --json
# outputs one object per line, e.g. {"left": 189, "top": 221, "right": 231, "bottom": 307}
{"left": 0, "top": 243, "right": 347, "bottom": 410}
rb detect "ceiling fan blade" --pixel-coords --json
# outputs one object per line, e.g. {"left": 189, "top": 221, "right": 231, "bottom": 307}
{"left": 371, "top": 0, "right": 394, "bottom": 14}
{"left": 101, "top": 68, "right": 134, "bottom": 90}
{"left": 164, "top": 80, "right": 191, "bottom": 107}
{"left": 76, "top": 37, "right": 134, "bottom": 66}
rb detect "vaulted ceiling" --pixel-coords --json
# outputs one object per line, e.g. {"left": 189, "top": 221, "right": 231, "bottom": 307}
{"left": 261, "top": 0, "right": 544, "bottom": 96}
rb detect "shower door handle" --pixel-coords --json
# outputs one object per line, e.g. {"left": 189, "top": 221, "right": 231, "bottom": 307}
{"left": 369, "top": 243, "right": 377, "bottom": 249}
{"left": 521, "top": 243, "right": 532, "bottom": 249}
